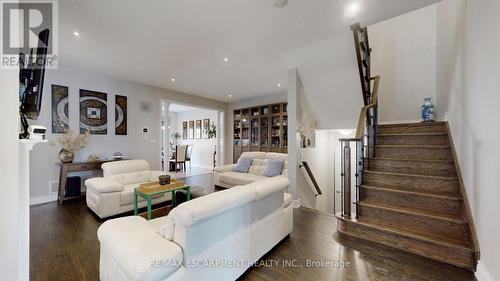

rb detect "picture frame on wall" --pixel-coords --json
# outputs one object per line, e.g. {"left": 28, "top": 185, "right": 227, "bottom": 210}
{"left": 51, "top": 84, "right": 69, "bottom": 133}
{"left": 189, "top": 121, "right": 194, "bottom": 139}
{"left": 195, "top": 120, "right": 202, "bottom": 139}
{"left": 182, "top": 121, "right": 188, "bottom": 139}
{"left": 79, "top": 89, "right": 108, "bottom": 134}
{"left": 115, "top": 95, "right": 127, "bottom": 135}
{"left": 203, "top": 118, "right": 210, "bottom": 138}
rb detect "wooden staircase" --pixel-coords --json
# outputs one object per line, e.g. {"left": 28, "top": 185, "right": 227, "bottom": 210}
{"left": 337, "top": 122, "right": 480, "bottom": 270}
{"left": 337, "top": 23, "right": 480, "bottom": 270}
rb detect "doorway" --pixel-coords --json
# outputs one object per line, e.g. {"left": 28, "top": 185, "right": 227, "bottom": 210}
{"left": 160, "top": 101, "right": 224, "bottom": 177}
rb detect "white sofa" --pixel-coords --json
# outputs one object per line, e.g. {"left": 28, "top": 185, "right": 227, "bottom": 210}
{"left": 86, "top": 159, "right": 170, "bottom": 219}
{"left": 97, "top": 176, "right": 293, "bottom": 281}
{"left": 214, "top": 152, "right": 288, "bottom": 188}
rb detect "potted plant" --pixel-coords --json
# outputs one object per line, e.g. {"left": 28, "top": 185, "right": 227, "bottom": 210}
{"left": 58, "top": 129, "right": 90, "bottom": 163}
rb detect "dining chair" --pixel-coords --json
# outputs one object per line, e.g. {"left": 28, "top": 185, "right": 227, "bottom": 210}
{"left": 185, "top": 145, "right": 193, "bottom": 170}
{"left": 170, "top": 145, "right": 187, "bottom": 172}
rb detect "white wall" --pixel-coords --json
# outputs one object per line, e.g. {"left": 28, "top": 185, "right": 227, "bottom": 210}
{"left": 369, "top": 5, "right": 437, "bottom": 123}
{"left": 0, "top": 68, "right": 21, "bottom": 280}
{"left": 29, "top": 64, "right": 225, "bottom": 203}
{"left": 436, "top": 1, "right": 499, "bottom": 280}
{"left": 224, "top": 92, "right": 287, "bottom": 164}
{"left": 174, "top": 108, "right": 218, "bottom": 169}
{"left": 298, "top": 130, "right": 340, "bottom": 213}
{"left": 283, "top": 31, "right": 363, "bottom": 130}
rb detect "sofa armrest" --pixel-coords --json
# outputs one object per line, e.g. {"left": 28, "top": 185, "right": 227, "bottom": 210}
{"left": 150, "top": 170, "right": 169, "bottom": 182}
{"left": 85, "top": 177, "right": 124, "bottom": 193}
{"left": 98, "top": 216, "right": 183, "bottom": 281}
{"left": 214, "top": 164, "right": 236, "bottom": 173}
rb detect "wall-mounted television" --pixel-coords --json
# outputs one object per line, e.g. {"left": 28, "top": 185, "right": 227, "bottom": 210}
{"left": 19, "top": 28, "right": 50, "bottom": 138}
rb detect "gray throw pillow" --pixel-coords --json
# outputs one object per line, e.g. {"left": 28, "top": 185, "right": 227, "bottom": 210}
{"left": 262, "top": 159, "right": 284, "bottom": 177}
{"left": 233, "top": 157, "right": 253, "bottom": 173}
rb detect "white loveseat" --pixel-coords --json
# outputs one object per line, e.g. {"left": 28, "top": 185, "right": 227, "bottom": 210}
{"left": 214, "top": 152, "right": 288, "bottom": 188}
{"left": 97, "top": 176, "right": 293, "bottom": 281}
{"left": 86, "top": 159, "right": 170, "bottom": 219}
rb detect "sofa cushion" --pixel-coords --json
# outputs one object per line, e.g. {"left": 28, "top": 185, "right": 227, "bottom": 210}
{"left": 245, "top": 177, "right": 289, "bottom": 200}
{"left": 120, "top": 184, "right": 142, "bottom": 205}
{"left": 219, "top": 172, "right": 267, "bottom": 186}
{"left": 151, "top": 214, "right": 175, "bottom": 240}
{"left": 85, "top": 177, "right": 124, "bottom": 193}
{"left": 248, "top": 164, "right": 265, "bottom": 176}
{"left": 233, "top": 157, "right": 253, "bottom": 173}
{"left": 97, "top": 216, "right": 183, "bottom": 281}
{"left": 102, "top": 159, "right": 150, "bottom": 178}
{"left": 265, "top": 153, "right": 288, "bottom": 160}
{"left": 239, "top": 151, "right": 266, "bottom": 159}
{"left": 109, "top": 170, "right": 152, "bottom": 185}
{"left": 171, "top": 185, "right": 255, "bottom": 227}
{"left": 262, "top": 159, "right": 285, "bottom": 177}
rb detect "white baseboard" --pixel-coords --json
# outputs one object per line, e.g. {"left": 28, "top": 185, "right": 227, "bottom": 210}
{"left": 476, "top": 262, "right": 495, "bottom": 281}
{"left": 30, "top": 194, "right": 57, "bottom": 206}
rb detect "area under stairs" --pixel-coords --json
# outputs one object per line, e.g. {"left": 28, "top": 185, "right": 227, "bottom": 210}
{"left": 337, "top": 121, "right": 480, "bottom": 270}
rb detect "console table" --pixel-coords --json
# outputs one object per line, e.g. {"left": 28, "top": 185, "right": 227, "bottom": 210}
{"left": 56, "top": 159, "right": 122, "bottom": 204}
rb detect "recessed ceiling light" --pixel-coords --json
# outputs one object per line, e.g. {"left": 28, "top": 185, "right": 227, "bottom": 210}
{"left": 277, "top": 83, "right": 281, "bottom": 87}
{"left": 73, "top": 30, "right": 80, "bottom": 37}
{"left": 224, "top": 57, "right": 229, "bottom": 62}
{"left": 345, "top": 2, "right": 361, "bottom": 18}
{"left": 228, "top": 94, "right": 233, "bottom": 98}
{"left": 171, "top": 77, "right": 175, "bottom": 82}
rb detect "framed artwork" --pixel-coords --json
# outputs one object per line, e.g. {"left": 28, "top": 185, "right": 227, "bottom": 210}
{"left": 203, "top": 119, "right": 210, "bottom": 138}
{"left": 195, "top": 120, "right": 202, "bottom": 139}
{"left": 115, "top": 95, "right": 127, "bottom": 135}
{"left": 51, "top": 84, "right": 69, "bottom": 133}
{"left": 189, "top": 121, "right": 194, "bottom": 139}
{"left": 182, "top": 122, "right": 188, "bottom": 139}
{"left": 80, "top": 89, "right": 107, "bottom": 134}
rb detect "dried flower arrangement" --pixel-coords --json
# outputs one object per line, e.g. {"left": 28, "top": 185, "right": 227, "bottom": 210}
{"left": 298, "top": 114, "right": 316, "bottom": 148}
{"left": 58, "top": 129, "right": 90, "bottom": 152}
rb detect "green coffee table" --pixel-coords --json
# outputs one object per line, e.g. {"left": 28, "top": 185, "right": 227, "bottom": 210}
{"left": 134, "top": 179, "right": 191, "bottom": 220}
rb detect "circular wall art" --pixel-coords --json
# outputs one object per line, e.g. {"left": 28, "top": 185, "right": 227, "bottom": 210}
{"left": 79, "top": 89, "right": 108, "bottom": 134}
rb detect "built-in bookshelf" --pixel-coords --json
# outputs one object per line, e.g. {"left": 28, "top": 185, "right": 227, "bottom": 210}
{"left": 233, "top": 102, "right": 287, "bottom": 162}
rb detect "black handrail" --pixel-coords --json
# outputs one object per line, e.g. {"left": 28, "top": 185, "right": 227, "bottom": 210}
{"left": 300, "top": 161, "right": 322, "bottom": 196}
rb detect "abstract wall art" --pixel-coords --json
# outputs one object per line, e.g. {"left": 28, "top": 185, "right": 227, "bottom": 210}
{"left": 80, "top": 89, "right": 108, "bottom": 134}
{"left": 51, "top": 84, "right": 69, "bottom": 133}
{"left": 115, "top": 95, "right": 127, "bottom": 135}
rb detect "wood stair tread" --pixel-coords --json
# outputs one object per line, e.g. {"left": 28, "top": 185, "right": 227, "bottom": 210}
{"left": 361, "top": 185, "right": 462, "bottom": 200}
{"left": 375, "top": 144, "right": 451, "bottom": 149}
{"left": 364, "top": 170, "right": 458, "bottom": 180}
{"left": 353, "top": 217, "right": 473, "bottom": 251}
{"left": 358, "top": 201, "right": 465, "bottom": 224}
{"left": 377, "top": 133, "right": 448, "bottom": 136}
{"left": 368, "top": 157, "right": 454, "bottom": 163}
{"left": 379, "top": 122, "right": 447, "bottom": 127}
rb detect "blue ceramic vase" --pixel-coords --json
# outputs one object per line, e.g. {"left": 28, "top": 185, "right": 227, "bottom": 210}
{"left": 421, "top": 97, "right": 435, "bottom": 122}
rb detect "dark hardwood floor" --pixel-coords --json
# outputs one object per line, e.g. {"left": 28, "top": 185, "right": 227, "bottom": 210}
{"left": 30, "top": 174, "right": 476, "bottom": 281}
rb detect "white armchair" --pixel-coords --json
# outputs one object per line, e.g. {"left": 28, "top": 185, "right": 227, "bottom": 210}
{"left": 86, "top": 159, "right": 171, "bottom": 218}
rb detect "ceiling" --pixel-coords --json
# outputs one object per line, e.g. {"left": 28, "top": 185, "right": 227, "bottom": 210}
{"left": 58, "top": 0, "right": 440, "bottom": 102}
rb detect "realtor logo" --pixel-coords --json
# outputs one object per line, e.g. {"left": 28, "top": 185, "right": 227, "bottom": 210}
{"left": 1, "top": 0, "right": 58, "bottom": 69}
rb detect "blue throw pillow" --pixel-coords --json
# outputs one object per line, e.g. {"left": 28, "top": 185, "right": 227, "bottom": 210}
{"left": 233, "top": 157, "right": 253, "bottom": 173}
{"left": 262, "top": 159, "right": 284, "bottom": 177}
